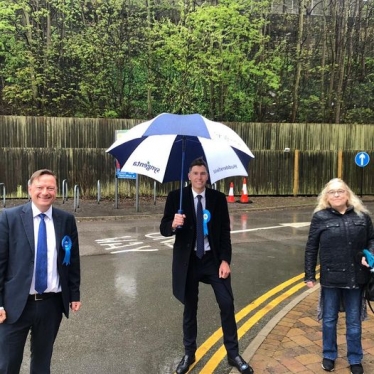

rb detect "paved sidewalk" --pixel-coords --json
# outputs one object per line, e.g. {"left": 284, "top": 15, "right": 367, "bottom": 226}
{"left": 236, "top": 286, "right": 374, "bottom": 374}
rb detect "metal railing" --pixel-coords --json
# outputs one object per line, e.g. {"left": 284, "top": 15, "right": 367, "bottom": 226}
{"left": 153, "top": 181, "right": 157, "bottom": 205}
{"left": 73, "top": 185, "right": 80, "bottom": 212}
{"left": 97, "top": 180, "right": 101, "bottom": 204}
{"left": 0, "top": 183, "right": 5, "bottom": 207}
{"left": 62, "top": 179, "right": 68, "bottom": 204}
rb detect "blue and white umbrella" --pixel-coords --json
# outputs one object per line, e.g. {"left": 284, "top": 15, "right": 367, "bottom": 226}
{"left": 106, "top": 113, "right": 254, "bottom": 209}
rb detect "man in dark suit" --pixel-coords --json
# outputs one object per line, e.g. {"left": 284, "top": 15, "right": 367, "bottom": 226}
{"left": 160, "top": 158, "right": 253, "bottom": 374}
{"left": 0, "top": 169, "right": 81, "bottom": 374}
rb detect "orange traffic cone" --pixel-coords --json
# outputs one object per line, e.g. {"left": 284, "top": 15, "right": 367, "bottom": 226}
{"left": 239, "top": 178, "right": 251, "bottom": 203}
{"left": 227, "top": 182, "right": 235, "bottom": 203}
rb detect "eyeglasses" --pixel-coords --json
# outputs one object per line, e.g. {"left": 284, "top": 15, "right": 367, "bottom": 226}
{"left": 327, "top": 189, "right": 346, "bottom": 196}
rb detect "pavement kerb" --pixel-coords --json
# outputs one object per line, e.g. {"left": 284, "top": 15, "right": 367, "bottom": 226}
{"left": 73, "top": 203, "right": 316, "bottom": 221}
{"left": 75, "top": 214, "right": 164, "bottom": 221}
{"left": 229, "top": 284, "right": 321, "bottom": 374}
{"left": 0, "top": 197, "right": 320, "bottom": 221}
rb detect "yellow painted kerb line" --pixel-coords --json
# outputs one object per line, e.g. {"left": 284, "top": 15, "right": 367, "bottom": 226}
{"left": 185, "top": 268, "right": 320, "bottom": 373}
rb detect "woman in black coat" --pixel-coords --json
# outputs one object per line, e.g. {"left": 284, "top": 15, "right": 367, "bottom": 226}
{"left": 304, "top": 178, "right": 374, "bottom": 374}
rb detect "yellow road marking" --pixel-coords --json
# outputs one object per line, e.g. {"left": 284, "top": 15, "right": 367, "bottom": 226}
{"left": 185, "top": 268, "right": 320, "bottom": 373}
{"left": 201, "top": 282, "right": 306, "bottom": 372}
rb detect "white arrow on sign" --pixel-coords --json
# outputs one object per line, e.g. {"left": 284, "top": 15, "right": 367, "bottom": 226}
{"left": 359, "top": 153, "right": 366, "bottom": 166}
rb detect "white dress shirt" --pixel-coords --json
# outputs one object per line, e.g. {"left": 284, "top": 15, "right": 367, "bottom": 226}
{"left": 191, "top": 189, "right": 211, "bottom": 253}
{"left": 30, "top": 203, "right": 61, "bottom": 294}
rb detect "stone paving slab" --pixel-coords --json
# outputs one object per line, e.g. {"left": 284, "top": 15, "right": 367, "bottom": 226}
{"left": 232, "top": 286, "right": 374, "bottom": 374}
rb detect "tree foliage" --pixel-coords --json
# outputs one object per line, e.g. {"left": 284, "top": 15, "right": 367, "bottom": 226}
{"left": 0, "top": 0, "right": 374, "bottom": 123}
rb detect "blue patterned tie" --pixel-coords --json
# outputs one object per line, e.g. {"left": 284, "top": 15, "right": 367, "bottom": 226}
{"left": 196, "top": 195, "right": 204, "bottom": 259}
{"left": 35, "top": 213, "right": 47, "bottom": 294}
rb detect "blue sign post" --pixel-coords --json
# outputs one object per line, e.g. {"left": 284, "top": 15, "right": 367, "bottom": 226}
{"left": 355, "top": 152, "right": 370, "bottom": 197}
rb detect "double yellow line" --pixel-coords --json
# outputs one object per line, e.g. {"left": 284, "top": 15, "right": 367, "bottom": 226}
{"left": 187, "top": 268, "right": 320, "bottom": 373}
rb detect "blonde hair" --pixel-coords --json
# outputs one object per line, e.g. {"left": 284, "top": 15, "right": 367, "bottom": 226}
{"left": 314, "top": 178, "right": 370, "bottom": 216}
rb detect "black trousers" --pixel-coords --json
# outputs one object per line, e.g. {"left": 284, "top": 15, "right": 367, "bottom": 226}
{"left": 0, "top": 294, "right": 63, "bottom": 374}
{"left": 183, "top": 251, "right": 239, "bottom": 358}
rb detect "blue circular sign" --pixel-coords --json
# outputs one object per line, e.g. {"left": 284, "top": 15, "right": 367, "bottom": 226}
{"left": 355, "top": 152, "right": 370, "bottom": 168}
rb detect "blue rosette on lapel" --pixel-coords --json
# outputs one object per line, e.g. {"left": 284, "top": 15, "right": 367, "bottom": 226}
{"left": 61, "top": 235, "right": 72, "bottom": 265}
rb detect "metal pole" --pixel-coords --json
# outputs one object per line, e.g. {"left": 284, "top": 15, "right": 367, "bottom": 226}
{"left": 178, "top": 136, "right": 186, "bottom": 214}
{"left": 97, "top": 180, "right": 101, "bottom": 204}
{"left": 0, "top": 183, "right": 5, "bottom": 207}
{"left": 73, "top": 185, "right": 80, "bottom": 212}
{"left": 115, "top": 177, "right": 118, "bottom": 209}
{"left": 360, "top": 168, "right": 364, "bottom": 197}
{"left": 135, "top": 174, "right": 139, "bottom": 213}
{"left": 62, "top": 179, "right": 68, "bottom": 203}
{"left": 154, "top": 181, "right": 156, "bottom": 205}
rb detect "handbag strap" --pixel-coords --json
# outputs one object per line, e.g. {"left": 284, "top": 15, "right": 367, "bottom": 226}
{"left": 368, "top": 300, "right": 374, "bottom": 314}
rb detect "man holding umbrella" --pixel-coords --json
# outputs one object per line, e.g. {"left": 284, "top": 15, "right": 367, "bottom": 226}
{"left": 160, "top": 158, "right": 253, "bottom": 374}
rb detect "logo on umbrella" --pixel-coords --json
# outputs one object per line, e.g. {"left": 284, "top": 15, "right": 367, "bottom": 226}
{"left": 133, "top": 161, "right": 160, "bottom": 174}
{"left": 213, "top": 164, "right": 238, "bottom": 174}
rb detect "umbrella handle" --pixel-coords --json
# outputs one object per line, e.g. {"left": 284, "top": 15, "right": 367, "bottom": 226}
{"left": 177, "top": 209, "right": 184, "bottom": 229}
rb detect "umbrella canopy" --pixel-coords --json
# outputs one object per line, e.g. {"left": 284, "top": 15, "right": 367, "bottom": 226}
{"left": 106, "top": 113, "right": 254, "bottom": 185}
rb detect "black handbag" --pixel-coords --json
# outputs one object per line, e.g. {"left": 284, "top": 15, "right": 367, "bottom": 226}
{"left": 364, "top": 272, "right": 374, "bottom": 313}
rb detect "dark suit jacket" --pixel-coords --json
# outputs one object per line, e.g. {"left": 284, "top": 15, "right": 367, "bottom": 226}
{"left": 0, "top": 202, "right": 81, "bottom": 324}
{"left": 160, "top": 185, "right": 232, "bottom": 304}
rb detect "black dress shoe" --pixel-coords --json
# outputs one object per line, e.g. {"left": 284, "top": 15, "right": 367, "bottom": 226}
{"left": 228, "top": 355, "right": 254, "bottom": 374}
{"left": 175, "top": 354, "right": 196, "bottom": 374}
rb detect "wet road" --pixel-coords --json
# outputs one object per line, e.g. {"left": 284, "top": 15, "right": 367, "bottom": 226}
{"left": 19, "top": 203, "right": 374, "bottom": 373}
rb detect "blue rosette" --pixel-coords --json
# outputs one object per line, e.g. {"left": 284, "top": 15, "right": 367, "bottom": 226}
{"left": 203, "top": 209, "right": 211, "bottom": 236}
{"left": 61, "top": 235, "right": 72, "bottom": 265}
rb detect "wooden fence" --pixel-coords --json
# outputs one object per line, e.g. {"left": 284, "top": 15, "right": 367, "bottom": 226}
{"left": 0, "top": 116, "right": 373, "bottom": 198}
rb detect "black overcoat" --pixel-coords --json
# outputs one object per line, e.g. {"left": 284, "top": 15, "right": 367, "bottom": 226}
{"left": 160, "top": 185, "right": 232, "bottom": 304}
{"left": 304, "top": 206, "right": 374, "bottom": 287}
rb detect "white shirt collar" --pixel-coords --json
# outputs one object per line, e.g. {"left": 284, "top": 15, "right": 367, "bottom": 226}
{"left": 192, "top": 189, "right": 206, "bottom": 199}
{"left": 31, "top": 202, "right": 53, "bottom": 220}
